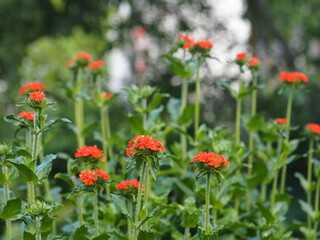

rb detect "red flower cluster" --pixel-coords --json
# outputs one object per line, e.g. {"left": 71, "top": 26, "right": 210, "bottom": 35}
{"left": 116, "top": 180, "right": 140, "bottom": 190}
{"left": 19, "top": 82, "right": 46, "bottom": 95}
{"left": 79, "top": 169, "right": 110, "bottom": 185}
{"left": 275, "top": 118, "right": 288, "bottom": 124}
{"left": 191, "top": 152, "right": 230, "bottom": 168}
{"left": 76, "top": 52, "right": 92, "bottom": 61}
{"left": 236, "top": 52, "right": 247, "bottom": 60}
{"left": 18, "top": 112, "right": 34, "bottom": 120}
{"left": 29, "top": 91, "right": 46, "bottom": 102}
{"left": 75, "top": 145, "right": 105, "bottom": 160}
{"left": 134, "top": 26, "right": 146, "bottom": 40}
{"left": 306, "top": 123, "right": 320, "bottom": 134}
{"left": 126, "top": 135, "right": 166, "bottom": 156}
{"left": 178, "top": 35, "right": 214, "bottom": 50}
{"left": 249, "top": 57, "right": 260, "bottom": 67}
{"left": 102, "top": 92, "right": 112, "bottom": 99}
{"left": 88, "top": 60, "right": 104, "bottom": 69}
{"left": 279, "top": 72, "right": 308, "bottom": 83}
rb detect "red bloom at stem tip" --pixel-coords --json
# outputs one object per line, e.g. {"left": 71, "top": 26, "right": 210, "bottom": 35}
{"left": 76, "top": 52, "right": 92, "bottom": 61}
{"left": 88, "top": 60, "right": 104, "bottom": 69}
{"left": 92, "top": 169, "right": 110, "bottom": 180}
{"left": 116, "top": 180, "right": 140, "bottom": 190}
{"left": 126, "top": 135, "right": 166, "bottom": 156}
{"left": 249, "top": 57, "right": 260, "bottom": 67}
{"left": 191, "top": 152, "right": 230, "bottom": 168}
{"left": 196, "top": 40, "right": 214, "bottom": 49}
{"left": 75, "top": 145, "right": 105, "bottom": 160}
{"left": 102, "top": 92, "right": 112, "bottom": 99}
{"left": 29, "top": 91, "right": 46, "bottom": 102}
{"left": 79, "top": 171, "right": 98, "bottom": 185}
{"left": 306, "top": 123, "right": 320, "bottom": 134}
{"left": 178, "top": 35, "right": 213, "bottom": 50}
{"left": 279, "top": 72, "right": 308, "bottom": 83}
{"left": 236, "top": 52, "right": 247, "bottom": 60}
{"left": 275, "top": 118, "right": 288, "bottom": 124}
{"left": 18, "top": 112, "right": 34, "bottom": 120}
{"left": 19, "top": 82, "right": 46, "bottom": 95}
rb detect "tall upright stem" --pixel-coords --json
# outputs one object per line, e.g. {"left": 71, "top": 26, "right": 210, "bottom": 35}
{"left": 74, "top": 69, "right": 85, "bottom": 148}
{"left": 314, "top": 179, "right": 320, "bottom": 239}
{"left": 93, "top": 191, "right": 99, "bottom": 237}
{"left": 234, "top": 77, "right": 243, "bottom": 216}
{"left": 280, "top": 87, "right": 294, "bottom": 194}
{"left": 247, "top": 71, "right": 257, "bottom": 210}
{"left": 194, "top": 61, "right": 201, "bottom": 146}
{"left": 133, "top": 162, "right": 147, "bottom": 240}
{"left": 271, "top": 135, "right": 283, "bottom": 211}
{"left": 105, "top": 109, "right": 113, "bottom": 160}
{"left": 180, "top": 79, "right": 189, "bottom": 160}
{"left": 307, "top": 139, "right": 314, "bottom": 231}
{"left": 205, "top": 173, "right": 211, "bottom": 234}
{"left": 3, "top": 166, "right": 11, "bottom": 240}
{"left": 128, "top": 198, "right": 133, "bottom": 240}
{"left": 142, "top": 170, "right": 150, "bottom": 231}
{"left": 35, "top": 216, "right": 42, "bottom": 240}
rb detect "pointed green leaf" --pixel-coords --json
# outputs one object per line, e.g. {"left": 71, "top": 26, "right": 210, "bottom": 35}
{"left": 0, "top": 198, "right": 21, "bottom": 219}
{"left": 138, "top": 205, "right": 170, "bottom": 228}
{"left": 7, "top": 160, "right": 38, "bottom": 183}
{"left": 128, "top": 115, "right": 145, "bottom": 134}
{"left": 35, "top": 154, "right": 57, "bottom": 183}
{"left": 147, "top": 93, "right": 169, "bottom": 112}
{"left": 54, "top": 173, "right": 75, "bottom": 189}
{"left": 73, "top": 225, "right": 90, "bottom": 240}
{"left": 111, "top": 194, "right": 133, "bottom": 222}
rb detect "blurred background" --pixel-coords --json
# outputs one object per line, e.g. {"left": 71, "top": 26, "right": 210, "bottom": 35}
{"left": 1, "top": 0, "right": 320, "bottom": 228}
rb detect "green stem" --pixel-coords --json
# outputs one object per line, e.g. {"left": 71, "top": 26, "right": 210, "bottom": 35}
{"left": 4, "top": 166, "right": 11, "bottom": 240}
{"left": 205, "top": 173, "right": 211, "bottom": 234}
{"left": 280, "top": 87, "right": 294, "bottom": 194}
{"left": 260, "top": 182, "right": 266, "bottom": 201}
{"left": 128, "top": 198, "right": 133, "bottom": 240}
{"left": 181, "top": 79, "right": 188, "bottom": 160}
{"left": 247, "top": 71, "right": 257, "bottom": 210}
{"left": 142, "top": 170, "right": 150, "bottom": 230}
{"left": 35, "top": 216, "right": 42, "bottom": 240}
{"left": 94, "top": 191, "right": 99, "bottom": 237}
{"left": 307, "top": 139, "right": 314, "bottom": 231}
{"left": 105, "top": 109, "right": 113, "bottom": 160}
{"left": 314, "top": 179, "right": 320, "bottom": 239}
{"left": 78, "top": 195, "right": 83, "bottom": 226}
{"left": 184, "top": 227, "right": 190, "bottom": 240}
{"left": 75, "top": 69, "right": 85, "bottom": 148}
{"left": 133, "top": 162, "right": 147, "bottom": 240}
{"left": 194, "top": 61, "right": 201, "bottom": 145}
{"left": 271, "top": 135, "right": 283, "bottom": 211}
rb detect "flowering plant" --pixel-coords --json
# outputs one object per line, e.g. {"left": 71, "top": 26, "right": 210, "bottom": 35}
{"left": 74, "top": 145, "right": 105, "bottom": 167}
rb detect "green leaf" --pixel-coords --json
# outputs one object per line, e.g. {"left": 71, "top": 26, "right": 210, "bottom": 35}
{"left": 128, "top": 114, "right": 145, "bottom": 134}
{"left": 216, "top": 81, "right": 238, "bottom": 99}
{"left": 256, "top": 203, "right": 275, "bottom": 224}
{"left": 4, "top": 114, "right": 33, "bottom": 129}
{"left": 54, "top": 173, "right": 75, "bottom": 189}
{"left": 36, "top": 154, "right": 57, "bottom": 183}
{"left": 22, "top": 216, "right": 37, "bottom": 235}
{"left": 0, "top": 198, "right": 21, "bottom": 219}
{"left": 147, "top": 93, "right": 169, "bottom": 112}
{"left": 295, "top": 173, "right": 308, "bottom": 193}
{"left": 92, "top": 233, "right": 111, "bottom": 240}
{"left": 39, "top": 118, "right": 71, "bottom": 133}
{"left": 299, "top": 200, "right": 315, "bottom": 220}
{"left": 137, "top": 230, "right": 158, "bottom": 240}
{"left": 73, "top": 225, "right": 90, "bottom": 240}
{"left": 163, "top": 54, "right": 195, "bottom": 79}
{"left": 40, "top": 215, "right": 54, "bottom": 233}
{"left": 245, "top": 113, "right": 265, "bottom": 132}
{"left": 138, "top": 205, "right": 170, "bottom": 228}
{"left": 7, "top": 160, "right": 38, "bottom": 183}
{"left": 177, "top": 104, "right": 195, "bottom": 126}
{"left": 23, "top": 232, "right": 35, "bottom": 240}
{"left": 111, "top": 194, "right": 133, "bottom": 222}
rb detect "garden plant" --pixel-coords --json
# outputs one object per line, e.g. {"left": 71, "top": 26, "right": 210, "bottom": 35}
{"left": 1, "top": 33, "right": 320, "bottom": 240}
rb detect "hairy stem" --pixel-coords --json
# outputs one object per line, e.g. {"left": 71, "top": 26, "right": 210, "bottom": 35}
{"left": 94, "top": 191, "right": 99, "bottom": 237}
{"left": 4, "top": 166, "right": 11, "bottom": 240}
{"left": 271, "top": 135, "right": 283, "bottom": 211}
{"left": 314, "top": 179, "right": 320, "bottom": 239}
{"left": 128, "top": 197, "right": 133, "bottom": 240}
{"left": 35, "top": 216, "right": 42, "bottom": 240}
{"left": 194, "top": 61, "right": 201, "bottom": 145}
{"left": 307, "top": 139, "right": 314, "bottom": 231}
{"left": 180, "top": 79, "right": 188, "bottom": 161}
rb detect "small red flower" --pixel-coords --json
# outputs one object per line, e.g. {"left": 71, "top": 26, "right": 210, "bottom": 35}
{"left": 306, "top": 123, "right": 320, "bottom": 134}
{"left": 249, "top": 57, "right": 260, "bottom": 67}
{"left": 126, "top": 135, "right": 166, "bottom": 156}
{"left": 79, "top": 170, "right": 98, "bottom": 185}
{"left": 18, "top": 112, "right": 34, "bottom": 121}
{"left": 191, "top": 152, "right": 230, "bottom": 168}
{"left": 275, "top": 118, "right": 288, "bottom": 124}
{"left": 134, "top": 26, "right": 147, "bottom": 40}
{"left": 92, "top": 169, "right": 110, "bottom": 180}
{"left": 116, "top": 180, "right": 140, "bottom": 190}
{"left": 88, "top": 60, "right": 104, "bottom": 69}
{"left": 19, "top": 82, "right": 46, "bottom": 95}
{"left": 279, "top": 72, "right": 308, "bottom": 83}
{"left": 65, "top": 58, "right": 74, "bottom": 68}
{"left": 29, "top": 91, "right": 46, "bottom": 102}
{"left": 75, "top": 145, "right": 105, "bottom": 160}
{"left": 76, "top": 52, "right": 92, "bottom": 61}
{"left": 196, "top": 40, "right": 214, "bottom": 49}
{"left": 236, "top": 52, "right": 247, "bottom": 60}
{"left": 102, "top": 92, "right": 112, "bottom": 99}
{"left": 178, "top": 34, "right": 196, "bottom": 49}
